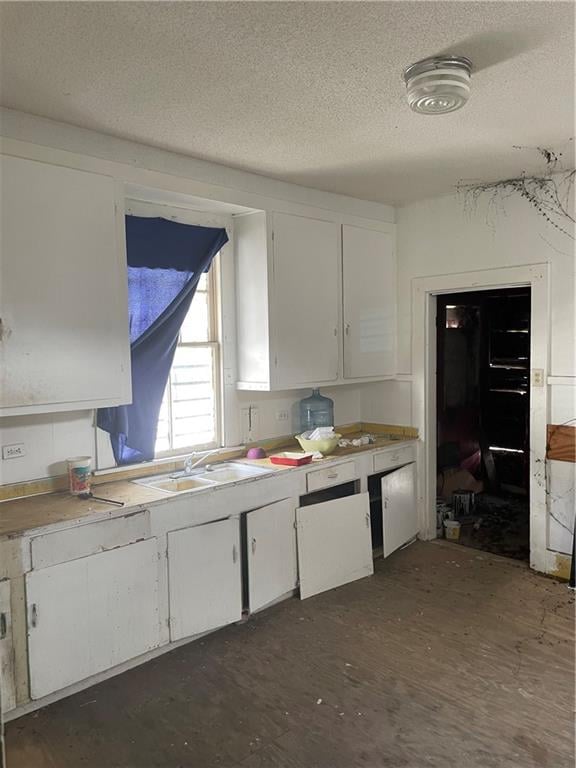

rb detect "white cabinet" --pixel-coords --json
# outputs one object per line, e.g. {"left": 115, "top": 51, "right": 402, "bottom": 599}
{"left": 0, "top": 580, "right": 15, "bottom": 713}
{"left": 168, "top": 518, "right": 242, "bottom": 641}
{"left": 246, "top": 499, "right": 298, "bottom": 613}
{"left": 306, "top": 460, "right": 357, "bottom": 493}
{"left": 342, "top": 224, "right": 396, "bottom": 379}
{"left": 381, "top": 463, "right": 418, "bottom": 558}
{"left": 26, "top": 538, "right": 161, "bottom": 699}
{"left": 235, "top": 211, "right": 340, "bottom": 390}
{"left": 235, "top": 212, "right": 397, "bottom": 389}
{"left": 296, "top": 492, "right": 373, "bottom": 599}
{"left": 0, "top": 154, "right": 131, "bottom": 415}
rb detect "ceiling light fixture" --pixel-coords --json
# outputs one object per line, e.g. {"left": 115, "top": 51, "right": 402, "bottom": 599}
{"left": 403, "top": 56, "right": 472, "bottom": 115}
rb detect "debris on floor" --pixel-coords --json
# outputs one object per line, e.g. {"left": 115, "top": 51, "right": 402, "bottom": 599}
{"left": 436, "top": 492, "right": 529, "bottom": 561}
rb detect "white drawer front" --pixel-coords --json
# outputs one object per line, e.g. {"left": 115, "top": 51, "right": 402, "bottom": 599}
{"left": 30, "top": 511, "right": 150, "bottom": 570}
{"left": 373, "top": 445, "right": 416, "bottom": 474}
{"left": 306, "top": 460, "right": 357, "bottom": 493}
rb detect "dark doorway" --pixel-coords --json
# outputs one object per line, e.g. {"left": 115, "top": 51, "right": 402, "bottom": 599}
{"left": 436, "top": 287, "right": 531, "bottom": 561}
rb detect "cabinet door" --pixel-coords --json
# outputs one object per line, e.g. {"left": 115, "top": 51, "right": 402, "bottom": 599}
{"left": 271, "top": 213, "right": 339, "bottom": 387}
{"left": 296, "top": 492, "right": 373, "bottom": 599}
{"left": 26, "top": 539, "right": 160, "bottom": 699}
{"left": 247, "top": 499, "right": 297, "bottom": 613}
{"left": 168, "top": 518, "right": 242, "bottom": 641}
{"left": 381, "top": 463, "right": 418, "bottom": 558}
{"left": 342, "top": 225, "right": 396, "bottom": 378}
{"left": 0, "top": 580, "right": 15, "bottom": 713}
{"left": 0, "top": 154, "right": 130, "bottom": 415}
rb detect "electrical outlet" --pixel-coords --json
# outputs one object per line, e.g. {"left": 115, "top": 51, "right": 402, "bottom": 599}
{"left": 276, "top": 410, "right": 289, "bottom": 422}
{"left": 2, "top": 442, "right": 25, "bottom": 460}
{"left": 531, "top": 368, "right": 545, "bottom": 387}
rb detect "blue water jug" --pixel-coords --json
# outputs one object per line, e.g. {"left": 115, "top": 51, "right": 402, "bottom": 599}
{"left": 299, "top": 389, "right": 334, "bottom": 432}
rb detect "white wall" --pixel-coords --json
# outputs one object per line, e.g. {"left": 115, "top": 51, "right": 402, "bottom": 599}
{"left": 368, "top": 185, "right": 575, "bottom": 556}
{"left": 396, "top": 187, "right": 574, "bottom": 378}
{"left": 0, "top": 412, "right": 95, "bottom": 485}
{"left": 235, "top": 385, "right": 362, "bottom": 443}
{"left": 361, "top": 380, "right": 412, "bottom": 426}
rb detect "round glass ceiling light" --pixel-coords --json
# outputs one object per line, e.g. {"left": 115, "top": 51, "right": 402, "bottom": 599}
{"left": 403, "top": 56, "right": 472, "bottom": 114}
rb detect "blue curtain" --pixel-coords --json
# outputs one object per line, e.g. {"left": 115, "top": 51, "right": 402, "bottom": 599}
{"left": 97, "top": 216, "right": 228, "bottom": 465}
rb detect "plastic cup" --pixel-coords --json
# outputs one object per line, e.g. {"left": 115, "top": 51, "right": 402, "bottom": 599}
{"left": 67, "top": 456, "right": 92, "bottom": 495}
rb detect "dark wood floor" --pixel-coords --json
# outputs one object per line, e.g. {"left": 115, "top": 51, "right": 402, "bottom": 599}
{"left": 6, "top": 541, "right": 575, "bottom": 768}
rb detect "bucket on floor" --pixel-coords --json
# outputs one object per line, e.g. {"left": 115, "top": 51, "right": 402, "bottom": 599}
{"left": 444, "top": 519, "right": 461, "bottom": 541}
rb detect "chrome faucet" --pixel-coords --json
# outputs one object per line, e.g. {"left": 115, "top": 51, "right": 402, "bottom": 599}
{"left": 183, "top": 449, "right": 220, "bottom": 475}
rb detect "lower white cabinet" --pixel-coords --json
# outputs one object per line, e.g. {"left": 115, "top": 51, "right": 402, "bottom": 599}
{"left": 382, "top": 463, "right": 418, "bottom": 557}
{"left": 26, "top": 538, "right": 161, "bottom": 699}
{"left": 168, "top": 518, "right": 242, "bottom": 641}
{"left": 0, "top": 579, "right": 15, "bottom": 712}
{"left": 296, "top": 492, "right": 373, "bottom": 599}
{"left": 247, "top": 499, "right": 298, "bottom": 613}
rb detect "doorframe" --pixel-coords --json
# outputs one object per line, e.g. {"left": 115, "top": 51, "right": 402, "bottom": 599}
{"left": 411, "top": 264, "right": 549, "bottom": 573}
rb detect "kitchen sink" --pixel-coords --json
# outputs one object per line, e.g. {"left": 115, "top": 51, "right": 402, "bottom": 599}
{"left": 196, "top": 462, "right": 272, "bottom": 483}
{"left": 133, "top": 462, "right": 272, "bottom": 494}
{"left": 133, "top": 474, "right": 218, "bottom": 493}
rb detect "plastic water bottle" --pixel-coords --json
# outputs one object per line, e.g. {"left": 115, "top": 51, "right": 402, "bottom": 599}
{"left": 299, "top": 389, "right": 334, "bottom": 432}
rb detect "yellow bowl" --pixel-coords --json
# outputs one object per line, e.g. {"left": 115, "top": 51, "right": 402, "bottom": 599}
{"left": 295, "top": 433, "right": 342, "bottom": 455}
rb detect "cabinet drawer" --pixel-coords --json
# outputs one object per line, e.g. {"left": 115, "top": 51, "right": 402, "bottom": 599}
{"left": 306, "top": 461, "right": 357, "bottom": 493}
{"left": 373, "top": 445, "right": 416, "bottom": 474}
{"left": 30, "top": 511, "right": 150, "bottom": 570}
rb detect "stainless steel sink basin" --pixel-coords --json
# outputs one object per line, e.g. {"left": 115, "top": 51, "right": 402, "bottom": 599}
{"left": 133, "top": 461, "right": 272, "bottom": 494}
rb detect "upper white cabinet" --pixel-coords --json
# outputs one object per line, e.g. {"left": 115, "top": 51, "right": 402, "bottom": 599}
{"left": 235, "top": 211, "right": 340, "bottom": 390}
{"left": 0, "top": 154, "right": 131, "bottom": 416}
{"left": 342, "top": 225, "right": 396, "bottom": 379}
{"left": 235, "top": 211, "right": 396, "bottom": 390}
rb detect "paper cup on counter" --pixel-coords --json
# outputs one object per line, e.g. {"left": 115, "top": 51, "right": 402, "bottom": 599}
{"left": 67, "top": 456, "right": 92, "bottom": 495}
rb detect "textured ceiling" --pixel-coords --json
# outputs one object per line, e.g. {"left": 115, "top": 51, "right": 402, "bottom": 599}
{"left": 0, "top": 1, "right": 574, "bottom": 204}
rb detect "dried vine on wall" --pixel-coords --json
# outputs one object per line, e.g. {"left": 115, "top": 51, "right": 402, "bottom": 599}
{"left": 457, "top": 144, "right": 575, "bottom": 239}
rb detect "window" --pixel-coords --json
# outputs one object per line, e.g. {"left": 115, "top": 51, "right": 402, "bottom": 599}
{"left": 155, "top": 264, "right": 221, "bottom": 455}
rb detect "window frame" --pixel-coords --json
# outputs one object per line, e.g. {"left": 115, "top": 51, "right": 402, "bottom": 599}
{"left": 155, "top": 257, "right": 223, "bottom": 458}
{"left": 95, "top": 196, "right": 239, "bottom": 472}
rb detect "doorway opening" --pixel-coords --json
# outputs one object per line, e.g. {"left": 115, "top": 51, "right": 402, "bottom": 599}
{"left": 436, "top": 287, "right": 531, "bottom": 561}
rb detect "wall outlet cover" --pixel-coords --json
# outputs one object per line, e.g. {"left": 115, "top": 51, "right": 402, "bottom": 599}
{"left": 531, "top": 368, "right": 545, "bottom": 387}
{"left": 2, "top": 442, "right": 26, "bottom": 459}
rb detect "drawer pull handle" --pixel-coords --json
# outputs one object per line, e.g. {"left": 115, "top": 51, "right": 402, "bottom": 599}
{"left": 327, "top": 472, "right": 338, "bottom": 479}
{"left": 0, "top": 612, "right": 6, "bottom": 639}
